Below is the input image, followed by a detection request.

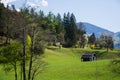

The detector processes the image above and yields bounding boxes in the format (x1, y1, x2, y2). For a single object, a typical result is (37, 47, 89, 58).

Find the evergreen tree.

(88, 33, 96, 45)
(56, 13, 65, 43)
(69, 13, 77, 46)
(64, 13, 77, 47)
(56, 13, 64, 34)
(63, 12, 70, 46)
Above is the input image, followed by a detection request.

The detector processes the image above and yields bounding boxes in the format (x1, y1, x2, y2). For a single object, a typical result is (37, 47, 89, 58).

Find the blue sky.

(1, 0, 120, 32)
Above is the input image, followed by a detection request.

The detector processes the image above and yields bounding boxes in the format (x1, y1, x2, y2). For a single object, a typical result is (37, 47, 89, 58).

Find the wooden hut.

(81, 53, 96, 61)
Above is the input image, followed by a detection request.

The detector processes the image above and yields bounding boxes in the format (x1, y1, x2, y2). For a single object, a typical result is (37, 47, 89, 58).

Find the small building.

(81, 53, 96, 61)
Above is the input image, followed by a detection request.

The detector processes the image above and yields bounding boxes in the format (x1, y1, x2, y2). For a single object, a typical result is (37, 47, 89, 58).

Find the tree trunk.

(22, 28, 26, 80)
(20, 62, 23, 80)
(31, 71, 35, 80)
(28, 53, 33, 80)
(5, 26, 9, 44)
(14, 62, 17, 80)
(28, 27, 35, 80)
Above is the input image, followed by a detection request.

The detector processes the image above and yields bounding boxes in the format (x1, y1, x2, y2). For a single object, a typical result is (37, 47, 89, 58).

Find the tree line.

(0, 3, 87, 48)
(0, 3, 114, 49)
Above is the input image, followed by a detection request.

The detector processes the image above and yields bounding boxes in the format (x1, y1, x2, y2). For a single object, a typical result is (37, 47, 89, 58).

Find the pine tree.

(64, 12, 70, 46)
(88, 33, 96, 45)
(56, 13, 64, 43)
(63, 13, 77, 47)
(69, 13, 77, 46)
(56, 13, 64, 34)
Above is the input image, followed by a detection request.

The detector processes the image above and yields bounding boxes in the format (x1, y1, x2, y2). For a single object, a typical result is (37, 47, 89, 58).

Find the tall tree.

(27, 8, 35, 80)
(69, 13, 77, 46)
(0, 3, 5, 37)
(26, 8, 46, 80)
(47, 12, 57, 33)
(63, 12, 71, 47)
(64, 13, 77, 47)
(56, 13, 64, 34)
(3, 5, 12, 44)
(55, 13, 64, 44)
(20, 8, 30, 80)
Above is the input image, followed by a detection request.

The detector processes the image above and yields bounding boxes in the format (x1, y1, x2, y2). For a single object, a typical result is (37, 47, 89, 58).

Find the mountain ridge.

(77, 22, 115, 37)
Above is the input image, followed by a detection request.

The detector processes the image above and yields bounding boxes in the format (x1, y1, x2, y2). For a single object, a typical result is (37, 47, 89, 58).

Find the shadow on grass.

(46, 46, 60, 51)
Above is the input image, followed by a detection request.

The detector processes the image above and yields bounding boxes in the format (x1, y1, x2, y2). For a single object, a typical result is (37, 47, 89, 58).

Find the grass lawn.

(37, 47, 120, 80)
(0, 47, 120, 80)
(0, 66, 14, 80)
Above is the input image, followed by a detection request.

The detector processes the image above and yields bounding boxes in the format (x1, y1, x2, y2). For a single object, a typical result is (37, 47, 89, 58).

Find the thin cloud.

(26, 1, 36, 7)
(0, 0, 48, 8)
(0, 0, 17, 7)
(26, 0, 48, 8)
(41, 0, 48, 7)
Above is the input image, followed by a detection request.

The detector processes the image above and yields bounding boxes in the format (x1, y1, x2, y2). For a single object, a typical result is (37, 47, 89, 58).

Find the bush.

(34, 41, 46, 55)
(90, 44, 95, 49)
(75, 44, 79, 48)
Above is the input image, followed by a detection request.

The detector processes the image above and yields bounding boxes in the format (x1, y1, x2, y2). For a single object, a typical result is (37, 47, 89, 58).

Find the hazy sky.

(1, 0, 120, 32)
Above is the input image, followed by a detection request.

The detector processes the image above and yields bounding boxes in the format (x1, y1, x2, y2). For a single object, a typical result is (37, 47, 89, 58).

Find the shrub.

(90, 44, 95, 49)
(34, 41, 46, 55)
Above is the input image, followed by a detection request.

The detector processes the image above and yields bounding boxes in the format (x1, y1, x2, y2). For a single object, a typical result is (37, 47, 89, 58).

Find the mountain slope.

(114, 32, 120, 48)
(77, 22, 114, 37)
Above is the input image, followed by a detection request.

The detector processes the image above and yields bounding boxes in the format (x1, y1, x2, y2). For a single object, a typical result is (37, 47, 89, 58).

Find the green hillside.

(0, 47, 120, 80)
(37, 47, 120, 80)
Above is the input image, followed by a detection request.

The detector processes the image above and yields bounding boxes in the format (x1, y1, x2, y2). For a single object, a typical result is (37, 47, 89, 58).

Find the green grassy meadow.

(0, 47, 120, 80)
